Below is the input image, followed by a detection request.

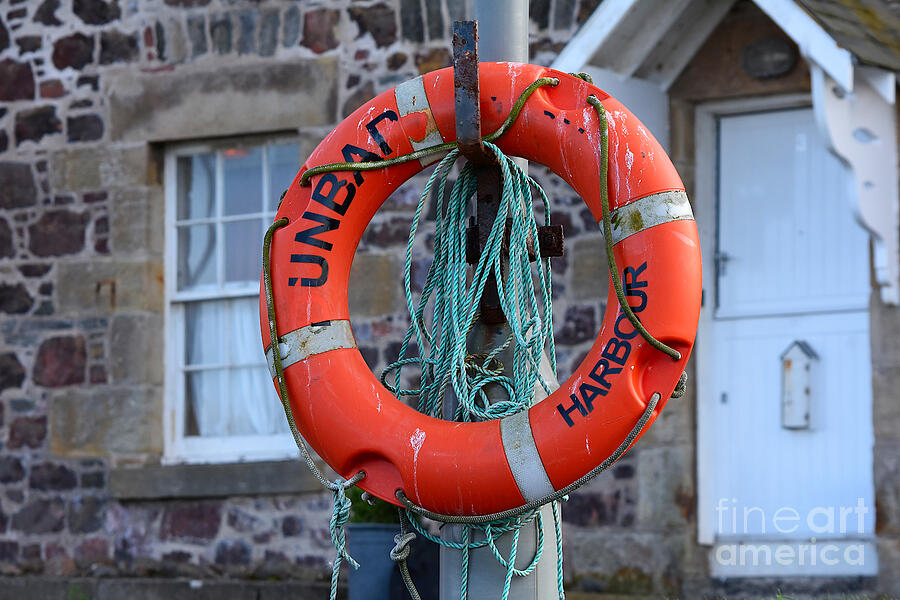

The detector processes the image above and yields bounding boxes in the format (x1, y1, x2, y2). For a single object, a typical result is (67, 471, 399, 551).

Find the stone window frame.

(163, 134, 302, 465)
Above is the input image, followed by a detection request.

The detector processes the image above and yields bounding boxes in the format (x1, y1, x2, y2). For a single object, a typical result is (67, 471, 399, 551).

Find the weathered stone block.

(0, 283, 34, 314)
(50, 387, 163, 457)
(0, 541, 17, 561)
(414, 47, 451, 74)
(0, 457, 24, 484)
(51, 148, 100, 191)
(34, 335, 86, 387)
(51, 144, 154, 192)
(15, 105, 62, 145)
(29, 462, 78, 490)
(106, 59, 338, 142)
(11, 497, 65, 534)
(56, 260, 163, 315)
(109, 187, 163, 256)
(0, 162, 37, 208)
(0, 219, 11, 258)
(281, 515, 302, 537)
(362, 215, 413, 248)
(209, 13, 232, 54)
(74, 537, 109, 563)
(282, 5, 299, 47)
(301, 8, 339, 54)
(215, 539, 251, 565)
(35, 0, 62, 26)
(877, 536, 900, 595)
(67, 114, 104, 142)
(160, 501, 222, 542)
(636, 444, 694, 529)
(236, 10, 256, 55)
(226, 507, 264, 534)
(556, 304, 596, 344)
(187, 15, 207, 58)
(52, 33, 94, 70)
(110, 313, 163, 385)
(348, 252, 401, 317)
(28, 209, 90, 256)
(874, 442, 900, 534)
(259, 10, 278, 57)
(342, 81, 375, 118)
(349, 3, 397, 47)
(68, 496, 106, 534)
(570, 236, 610, 301)
(8, 415, 47, 449)
(563, 530, 678, 594)
(0, 353, 25, 393)
(873, 366, 900, 442)
(398, 0, 424, 43)
(73, 0, 120, 25)
(0, 59, 34, 102)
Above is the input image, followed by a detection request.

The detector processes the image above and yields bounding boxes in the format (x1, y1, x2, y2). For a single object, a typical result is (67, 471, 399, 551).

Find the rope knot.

(390, 532, 417, 562)
(329, 477, 360, 570)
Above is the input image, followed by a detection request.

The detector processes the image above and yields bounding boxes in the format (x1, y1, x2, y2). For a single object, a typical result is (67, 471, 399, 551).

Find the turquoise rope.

(328, 479, 359, 600)
(381, 141, 564, 599)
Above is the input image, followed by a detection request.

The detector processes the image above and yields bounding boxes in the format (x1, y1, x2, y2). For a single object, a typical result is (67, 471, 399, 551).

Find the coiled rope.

(377, 139, 562, 600)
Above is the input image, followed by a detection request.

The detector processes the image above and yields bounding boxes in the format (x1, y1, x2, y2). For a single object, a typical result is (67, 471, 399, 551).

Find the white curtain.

(186, 297, 286, 437)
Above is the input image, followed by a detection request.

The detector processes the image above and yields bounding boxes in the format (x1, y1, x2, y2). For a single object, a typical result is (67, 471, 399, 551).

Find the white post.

(440, 2, 562, 599)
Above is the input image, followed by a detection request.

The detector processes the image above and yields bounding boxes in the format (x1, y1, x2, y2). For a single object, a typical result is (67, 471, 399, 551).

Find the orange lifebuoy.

(259, 62, 701, 517)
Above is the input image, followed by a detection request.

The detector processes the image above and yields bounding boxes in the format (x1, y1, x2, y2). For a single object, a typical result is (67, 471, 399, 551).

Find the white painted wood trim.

(609, 0, 695, 77)
(653, 0, 737, 90)
(811, 63, 900, 305)
(550, 0, 639, 73)
(694, 94, 812, 545)
(753, 0, 854, 92)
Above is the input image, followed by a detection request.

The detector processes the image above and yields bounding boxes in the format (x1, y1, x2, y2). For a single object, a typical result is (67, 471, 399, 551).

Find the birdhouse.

(780, 340, 817, 430)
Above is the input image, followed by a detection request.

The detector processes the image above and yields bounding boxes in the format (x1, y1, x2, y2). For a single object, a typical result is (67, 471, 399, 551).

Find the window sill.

(109, 460, 330, 500)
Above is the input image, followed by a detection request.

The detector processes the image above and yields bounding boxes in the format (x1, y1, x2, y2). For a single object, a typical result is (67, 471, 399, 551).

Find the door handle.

(714, 251, 732, 276)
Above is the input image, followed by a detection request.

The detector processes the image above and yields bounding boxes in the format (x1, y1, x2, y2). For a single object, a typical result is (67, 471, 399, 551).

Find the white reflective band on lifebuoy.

(609, 190, 694, 245)
(500, 409, 556, 503)
(394, 76, 446, 166)
(266, 320, 357, 378)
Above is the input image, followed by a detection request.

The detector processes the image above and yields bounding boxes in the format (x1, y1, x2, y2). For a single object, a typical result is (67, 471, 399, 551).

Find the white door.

(700, 107, 876, 577)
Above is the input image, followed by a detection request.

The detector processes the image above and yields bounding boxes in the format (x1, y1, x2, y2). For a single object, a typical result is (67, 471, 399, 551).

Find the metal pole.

(440, 4, 562, 599)
(474, 0, 529, 65)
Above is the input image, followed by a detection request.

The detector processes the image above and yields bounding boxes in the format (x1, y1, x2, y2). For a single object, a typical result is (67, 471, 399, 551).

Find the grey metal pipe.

(474, 0, 529, 64)
(440, 2, 562, 599)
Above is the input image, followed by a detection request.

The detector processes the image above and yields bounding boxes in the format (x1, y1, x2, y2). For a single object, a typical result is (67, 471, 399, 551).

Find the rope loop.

(390, 532, 417, 562)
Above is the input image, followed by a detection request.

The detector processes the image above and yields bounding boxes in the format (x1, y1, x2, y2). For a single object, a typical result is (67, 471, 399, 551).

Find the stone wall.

(0, 0, 642, 591)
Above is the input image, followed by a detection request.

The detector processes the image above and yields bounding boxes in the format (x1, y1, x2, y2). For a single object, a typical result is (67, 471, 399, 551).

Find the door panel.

(708, 107, 874, 565)
(717, 109, 870, 318)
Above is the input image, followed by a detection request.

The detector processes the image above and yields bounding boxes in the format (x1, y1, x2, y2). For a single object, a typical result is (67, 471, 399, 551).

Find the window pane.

(185, 301, 225, 366)
(185, 369, 224, 436)
(177, 224, 217, 290)
(176, 154, 215, 221)
(229, 297, 267, 365)
(268, 143, 300, 211)
(227, 366, 287, 435)
(224, 219, 262, 283)
(224, 147, 263, 216)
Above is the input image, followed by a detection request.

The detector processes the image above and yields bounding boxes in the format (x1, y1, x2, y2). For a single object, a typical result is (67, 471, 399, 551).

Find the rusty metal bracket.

(452, 20, 494, 167)
(452, 20, 564, 324)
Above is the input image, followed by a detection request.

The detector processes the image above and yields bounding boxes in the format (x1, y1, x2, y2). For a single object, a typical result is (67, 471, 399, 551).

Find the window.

(164, 138, 301, 463)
